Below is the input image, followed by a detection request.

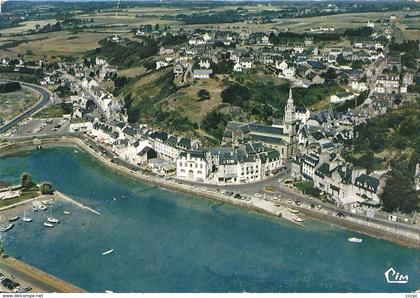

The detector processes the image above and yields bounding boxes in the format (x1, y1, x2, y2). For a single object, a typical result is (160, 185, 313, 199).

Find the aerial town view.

(0, 0, 419, 296)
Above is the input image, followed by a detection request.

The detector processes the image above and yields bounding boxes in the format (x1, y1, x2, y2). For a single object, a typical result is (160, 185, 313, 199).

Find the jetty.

(56, 191, 101, 216)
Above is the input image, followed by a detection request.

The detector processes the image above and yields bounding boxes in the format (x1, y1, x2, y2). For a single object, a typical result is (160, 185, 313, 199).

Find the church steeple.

(288, 88, 293, 104)
(284, 88, 295, 124)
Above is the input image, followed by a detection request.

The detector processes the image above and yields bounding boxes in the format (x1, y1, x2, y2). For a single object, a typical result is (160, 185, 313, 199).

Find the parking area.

(5, 117, 70, 138)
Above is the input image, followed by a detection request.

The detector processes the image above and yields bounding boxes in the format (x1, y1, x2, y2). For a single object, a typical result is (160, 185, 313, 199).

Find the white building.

(176, 151, 212, 181)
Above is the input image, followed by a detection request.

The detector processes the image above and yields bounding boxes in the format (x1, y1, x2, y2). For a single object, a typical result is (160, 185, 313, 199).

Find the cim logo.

(384, 267, 409, 284)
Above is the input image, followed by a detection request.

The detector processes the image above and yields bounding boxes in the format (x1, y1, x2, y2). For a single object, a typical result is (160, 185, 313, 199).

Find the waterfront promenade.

(0, 256, 85, 293)
(1, 135, 419, 249)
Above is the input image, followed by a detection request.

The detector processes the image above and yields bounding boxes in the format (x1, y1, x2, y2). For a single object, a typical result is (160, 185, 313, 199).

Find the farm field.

(0, 88, 39, 121)
(2, 31, 112, 59)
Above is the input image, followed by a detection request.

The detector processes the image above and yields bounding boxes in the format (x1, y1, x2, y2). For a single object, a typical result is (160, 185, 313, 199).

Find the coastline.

(0, 255, 85, 293)
(1, 135, 419, 249)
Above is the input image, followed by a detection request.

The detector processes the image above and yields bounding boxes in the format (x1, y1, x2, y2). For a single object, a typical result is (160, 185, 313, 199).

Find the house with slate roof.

(177, 150, 212, 181)
(176, 142, 282, 184)
(149, 131, 193, 162)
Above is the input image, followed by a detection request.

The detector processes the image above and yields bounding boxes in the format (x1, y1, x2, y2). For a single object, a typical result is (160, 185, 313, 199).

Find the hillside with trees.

(343, 105, 420, 214)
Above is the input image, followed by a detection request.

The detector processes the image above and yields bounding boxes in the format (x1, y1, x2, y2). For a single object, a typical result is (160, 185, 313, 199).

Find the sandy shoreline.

(1, 136, 419, 250)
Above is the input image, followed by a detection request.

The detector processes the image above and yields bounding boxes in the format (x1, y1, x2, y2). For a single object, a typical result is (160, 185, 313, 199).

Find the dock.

(252, 199, 304, 227)
(55, 191, 101, 216)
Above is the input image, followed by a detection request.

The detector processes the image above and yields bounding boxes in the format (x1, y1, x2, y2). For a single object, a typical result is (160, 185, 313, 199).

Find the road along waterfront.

(0, 140, 419, 292)
(1, 135, 419, 249)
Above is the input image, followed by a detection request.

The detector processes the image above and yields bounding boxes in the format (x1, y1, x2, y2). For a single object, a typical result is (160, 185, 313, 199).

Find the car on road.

(287, 199, 293, 204)
(336, 212, 346, 218)
(295, 200, 301, 206)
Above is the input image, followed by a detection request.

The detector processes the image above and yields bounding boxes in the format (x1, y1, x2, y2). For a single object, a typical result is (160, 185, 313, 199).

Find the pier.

(56, 191, 101, 216)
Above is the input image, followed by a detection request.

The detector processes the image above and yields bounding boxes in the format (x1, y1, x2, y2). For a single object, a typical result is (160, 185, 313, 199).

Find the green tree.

(197, 89, 210, 101)
(20, 172, 33, 190)
(40, 182, 54, 195)
(221, 83, 250, 107)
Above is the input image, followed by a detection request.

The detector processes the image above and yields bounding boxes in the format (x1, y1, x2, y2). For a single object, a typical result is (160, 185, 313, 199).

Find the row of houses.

(176, 143, 282, 184)
(291, 151, 383, 208)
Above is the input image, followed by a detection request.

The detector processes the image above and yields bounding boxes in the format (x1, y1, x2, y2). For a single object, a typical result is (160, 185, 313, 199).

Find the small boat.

(74, 149, 79, 154)
(102, 249, 114, 256)
(0, 223, 14, 232)
(8, 216, 19, 222)
(41, 200, 51, 205)
(274, 202, 281, 207)
(43, 222, 54, 228)
(39, 205, 47, 211)
(47, 205, 59, 224)
(63, 211, 70, 215)
(293, 217, 304, 223)
(348, 237, 363, 243)
(105, 290, 114, 293)
(47, 217, 59, 224)
(22, 210, 32, 222)
(32, 206, 38, 212)
(288, 208, 300, 214)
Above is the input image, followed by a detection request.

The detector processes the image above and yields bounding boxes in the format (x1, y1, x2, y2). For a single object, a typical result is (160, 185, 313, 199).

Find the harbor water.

(0, 148, 419, 292)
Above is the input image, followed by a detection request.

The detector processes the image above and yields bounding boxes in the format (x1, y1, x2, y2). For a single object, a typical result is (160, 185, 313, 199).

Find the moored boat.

(288, 208, 300, 214)
(63, 211, 70, 215)
(293, 217, 304, 223)
(8, 216, 19, 222)
(102, 249, 114, 256)
(22, 210, 32, 222)
(348, 237, 363, 243)
(41, 200, 51, 205)
(0, 223, 14, 232)
(39, 205, 47, 211)
(43, 222, 54, 228)
(47, 217, 59, 224)
(32, 206, 38, 212)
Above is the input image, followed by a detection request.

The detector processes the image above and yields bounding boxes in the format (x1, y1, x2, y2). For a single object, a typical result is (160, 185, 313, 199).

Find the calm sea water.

(0, 148, 418, 293)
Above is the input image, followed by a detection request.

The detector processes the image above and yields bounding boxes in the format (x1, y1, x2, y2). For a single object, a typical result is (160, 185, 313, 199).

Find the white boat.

(74, 149, 79, 154)
(8, 216, 19, 222)
(348, 237, 363, 243)
(44, 222, 54, 228)
(293, 217, 304, 223)
(41, 200, 52, 205)
(47, 205, 59, 224)
(102, 249, 114, 256)
(47, 217, 59, 224)
(105, 290, 114, 293)
(0, 223, 14, 232)
(63, 211, 70, 215)
(32, 206, 38, 212)
(22, 210, 32, 222)
(39, 205, 47, 211)
(288, 208, 300, 214)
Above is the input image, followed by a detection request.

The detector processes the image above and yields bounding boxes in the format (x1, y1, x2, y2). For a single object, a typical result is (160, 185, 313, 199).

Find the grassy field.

(166, 76, 226, 123)
(0, 88, 39, 121)
(184, 10, 410, 34)
(0, 7, 416, 60)
(0, 186, 40, 208)
(33, 103, 73, 118)
(11, 31, 111, 58)
(118, 66, 147, 78)
(0, 19, 58, 34)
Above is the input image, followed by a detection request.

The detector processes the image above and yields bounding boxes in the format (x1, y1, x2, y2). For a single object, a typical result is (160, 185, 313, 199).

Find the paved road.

(179, 166, 419, 238)
(0, 81, 52, 134)
(0, 259, 62, 293)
